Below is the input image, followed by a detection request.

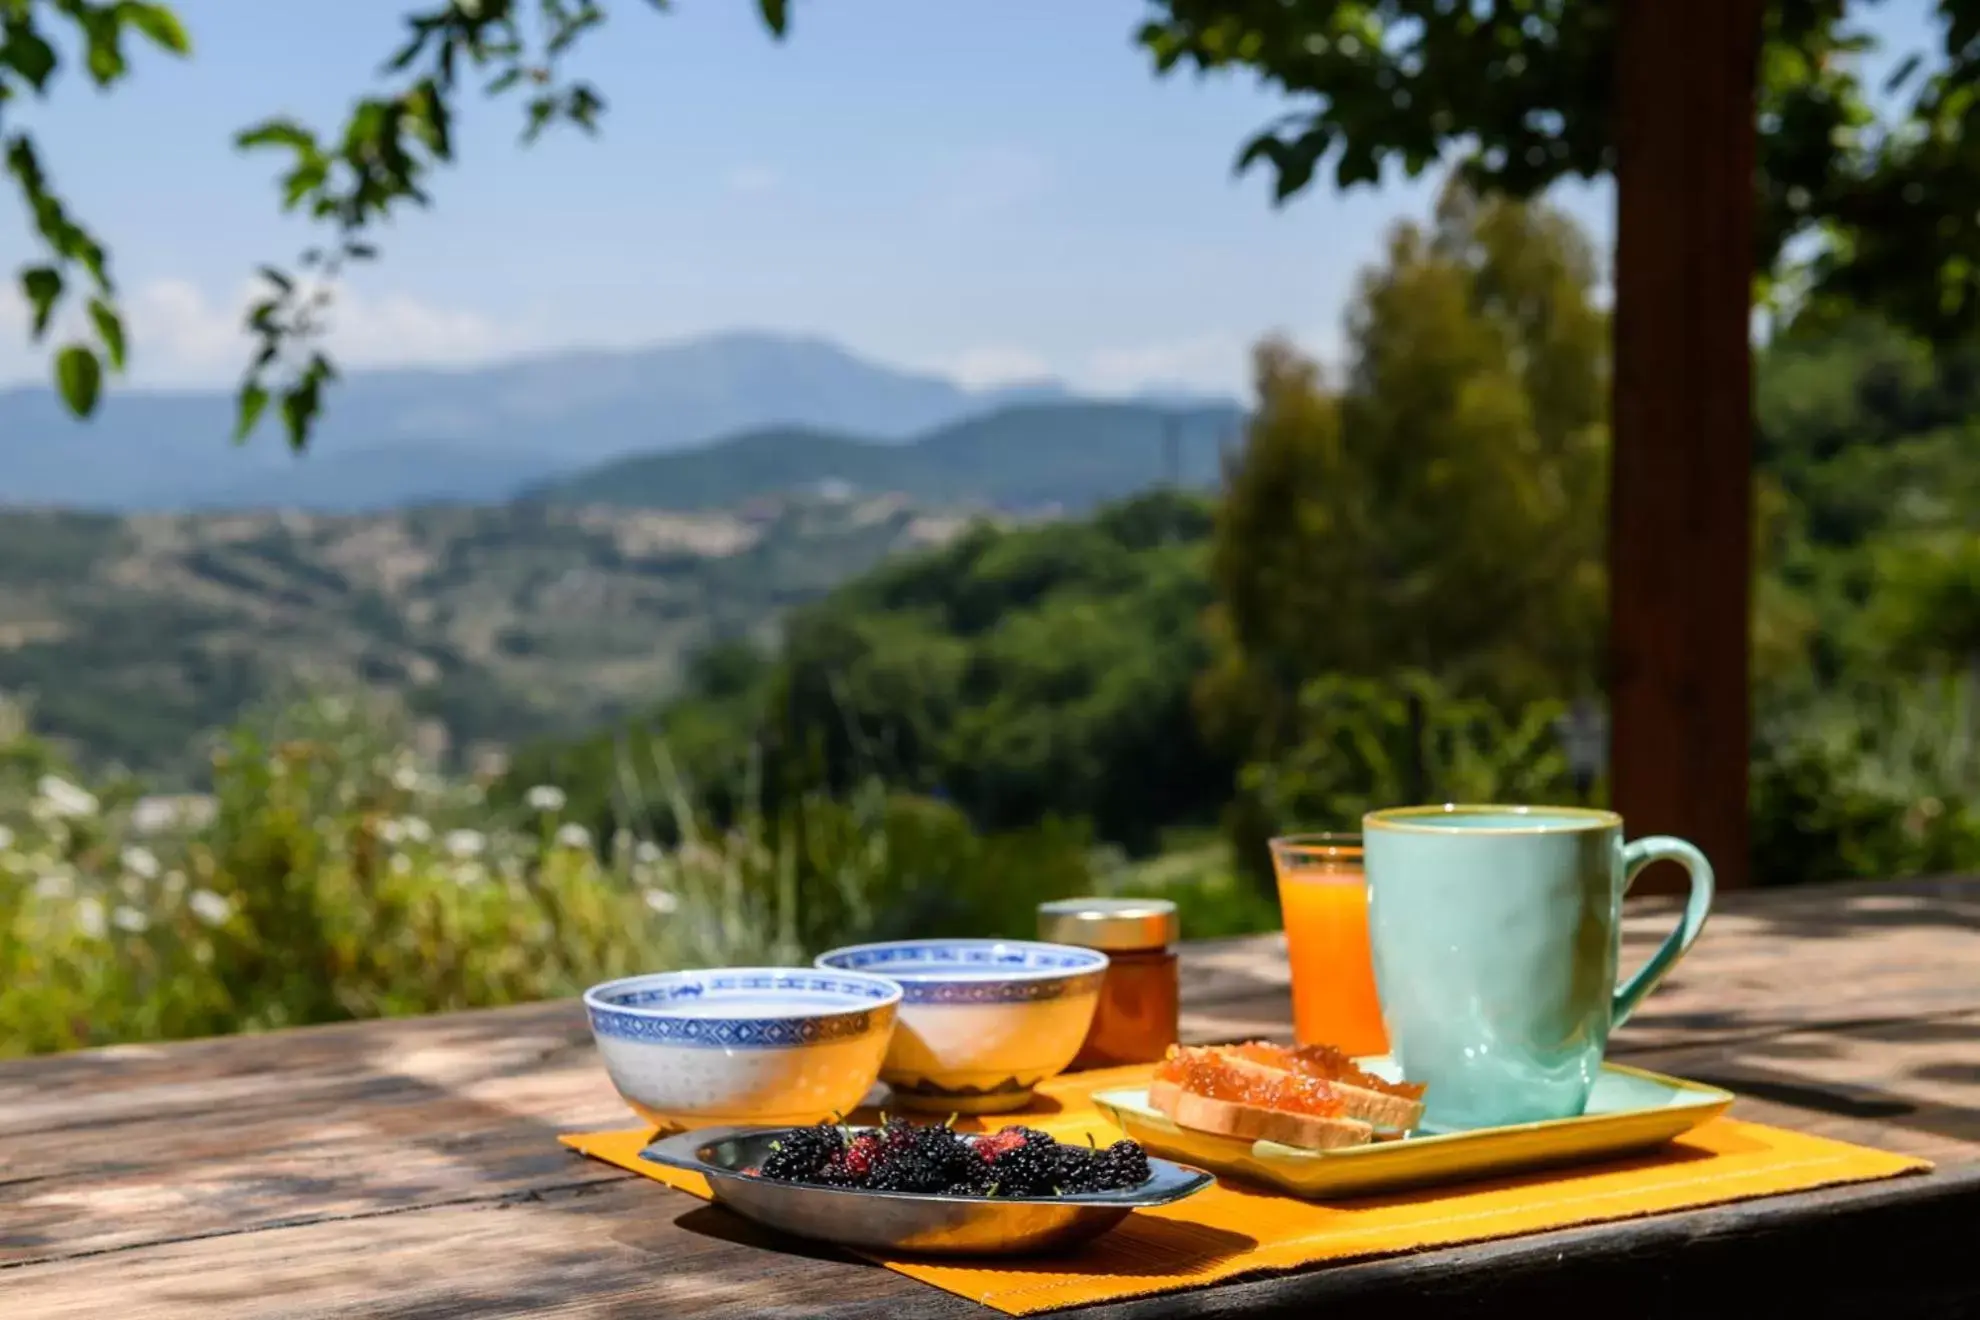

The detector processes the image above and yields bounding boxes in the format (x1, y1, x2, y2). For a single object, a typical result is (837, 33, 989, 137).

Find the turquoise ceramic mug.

(1361, 805, 1713, 1132)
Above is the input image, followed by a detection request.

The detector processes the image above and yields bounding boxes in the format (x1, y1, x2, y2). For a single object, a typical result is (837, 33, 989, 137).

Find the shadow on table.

(1653, 1010, 1980, 1153)
(658, 1202, 1259, 1279)
(1741, 877, 1980, 942)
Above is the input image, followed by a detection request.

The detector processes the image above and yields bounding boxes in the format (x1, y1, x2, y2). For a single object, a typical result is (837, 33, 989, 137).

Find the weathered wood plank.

(1, 1176, 963, 1320)
(2, 874, 1976, 1316)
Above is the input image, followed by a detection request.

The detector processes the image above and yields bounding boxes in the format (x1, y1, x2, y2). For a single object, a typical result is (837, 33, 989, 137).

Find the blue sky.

(0, 0, 1943, 397)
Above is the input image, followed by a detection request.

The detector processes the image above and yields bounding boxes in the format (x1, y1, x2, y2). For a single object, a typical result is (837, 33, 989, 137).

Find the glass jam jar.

(1037, 897, 1180, 1069)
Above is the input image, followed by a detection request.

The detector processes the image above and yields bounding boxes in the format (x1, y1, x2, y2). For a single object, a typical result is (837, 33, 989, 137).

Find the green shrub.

(1749, 676, 1980, 886)
(0, 694, 1094, 1057)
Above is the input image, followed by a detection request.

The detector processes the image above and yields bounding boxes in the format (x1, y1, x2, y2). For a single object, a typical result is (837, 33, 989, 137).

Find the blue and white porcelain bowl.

(813, 940, 1108, 1114)
(584, 968, 902, 1131)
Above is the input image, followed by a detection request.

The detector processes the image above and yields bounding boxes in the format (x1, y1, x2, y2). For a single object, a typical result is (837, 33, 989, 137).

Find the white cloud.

(916, 328, 1339, 401)
(1078, 333, 1252, 396)
(0, 277, 519, 387)
(724, 165, 779, 194)
(940, 345, 1055, 389)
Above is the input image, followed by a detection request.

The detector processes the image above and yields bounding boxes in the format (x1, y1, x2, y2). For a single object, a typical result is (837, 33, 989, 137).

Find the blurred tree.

(2, 0, 788, 446)
(773, 493, 1229, 853)
(501, 490, 1232, 857)
(1873, 535, 1980, 687)
(1137, 0, 1980, 341)
(1202, 184, 1608, 764)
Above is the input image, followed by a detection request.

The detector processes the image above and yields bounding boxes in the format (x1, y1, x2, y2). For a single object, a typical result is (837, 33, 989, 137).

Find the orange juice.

(1270, 836, 1389, 1057)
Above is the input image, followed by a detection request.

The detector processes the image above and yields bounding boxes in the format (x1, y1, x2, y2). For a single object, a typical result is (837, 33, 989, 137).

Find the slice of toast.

(1148, 1078, 1376, 1149)
(1148, 1043, 1427, 1151)
(1222, 1041, 1426, 1133)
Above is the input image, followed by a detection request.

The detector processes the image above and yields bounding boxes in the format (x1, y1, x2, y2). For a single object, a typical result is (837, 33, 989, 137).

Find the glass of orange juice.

(1269, 833, 1388, 1057)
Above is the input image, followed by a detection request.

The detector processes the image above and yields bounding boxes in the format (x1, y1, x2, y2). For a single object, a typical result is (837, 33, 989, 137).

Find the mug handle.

(1611, 836, 1715, 1028)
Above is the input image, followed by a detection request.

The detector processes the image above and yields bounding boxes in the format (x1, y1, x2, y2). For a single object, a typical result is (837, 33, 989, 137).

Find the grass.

(0, 692, 1106, 1056)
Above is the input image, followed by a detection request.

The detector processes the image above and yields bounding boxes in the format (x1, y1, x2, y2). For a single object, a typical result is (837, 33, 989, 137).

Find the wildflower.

(0, 824, 11, 851)
(451, 863, 488, 888)
(189, 889, 233, 927)
(130, 799, 176, 835)
(634, 840, 663, 865)
(444, 829, 485, 859)
(554, 822, 592, 851)
(112, 905, 150, 934)
(375, 818, 405, 845)
(34, 873, 73, 901)
(644, 888, 681, 915)
(389, 853, 412, 876)
(76, 897, 107, 939)
(401, 817, 433, 844)
(392, 763, 421, 791)
(121, 846, 161, 882)
(131, 795, 217, 834)
(526, 785, 567, 813)
(35, 775, 98, 820)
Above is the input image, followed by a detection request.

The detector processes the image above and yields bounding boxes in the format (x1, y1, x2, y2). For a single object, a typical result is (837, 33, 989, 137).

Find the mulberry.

(745, 1120, 1150, 1199)
(759, 1124, 845, 1183)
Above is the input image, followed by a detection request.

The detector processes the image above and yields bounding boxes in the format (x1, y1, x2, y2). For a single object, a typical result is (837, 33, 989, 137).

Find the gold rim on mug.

(1361, 804, 1623, 835)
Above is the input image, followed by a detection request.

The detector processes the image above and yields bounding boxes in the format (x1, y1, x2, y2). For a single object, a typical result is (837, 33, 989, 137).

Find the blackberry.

(815, 1130, 883, 1185)
(747, 1119, 1150, 1200)
(985, 1131, 1064, 1197)
(1094, 1139, 1151, 1190)
(1047, 1143, 1105, 1194)
(759, 1122, 846, 1183)
(866, 1120, 986, 1194)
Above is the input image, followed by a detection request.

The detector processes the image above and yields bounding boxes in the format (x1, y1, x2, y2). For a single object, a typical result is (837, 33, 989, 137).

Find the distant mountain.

(0, 332, 1128, 511)
(528, 401, 1248, 512)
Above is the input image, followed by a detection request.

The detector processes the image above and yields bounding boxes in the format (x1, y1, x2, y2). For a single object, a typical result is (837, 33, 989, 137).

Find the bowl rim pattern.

(584, 967, 902, 1049)
(813, 939, 1109, 1004)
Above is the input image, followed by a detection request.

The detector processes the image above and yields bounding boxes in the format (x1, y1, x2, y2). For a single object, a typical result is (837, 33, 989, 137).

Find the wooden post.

(1609, 0, 1762, 892)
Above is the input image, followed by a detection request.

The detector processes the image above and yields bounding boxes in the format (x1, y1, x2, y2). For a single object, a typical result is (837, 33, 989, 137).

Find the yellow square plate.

(1090, 1059, 1733, 1199)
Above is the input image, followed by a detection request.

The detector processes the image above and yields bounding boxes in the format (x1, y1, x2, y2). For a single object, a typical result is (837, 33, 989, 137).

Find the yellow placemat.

(561, 1065, 1930, 1316)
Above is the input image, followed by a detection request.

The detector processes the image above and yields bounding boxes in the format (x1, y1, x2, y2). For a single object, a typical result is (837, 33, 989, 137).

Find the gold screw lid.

(1036, 897, 1179, 951)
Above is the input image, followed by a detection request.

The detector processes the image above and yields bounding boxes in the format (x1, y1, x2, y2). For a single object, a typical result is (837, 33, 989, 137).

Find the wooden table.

(5, 876, 1979, 1318)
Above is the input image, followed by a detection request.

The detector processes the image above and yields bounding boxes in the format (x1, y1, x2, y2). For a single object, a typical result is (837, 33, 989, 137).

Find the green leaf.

(279, 380, 319, 451)
(758, 0, 788, 35)
(281, 160, 329, 208)
(235, 382, 269, 442)
(54, 345, 102, 416)
(116, 2, 191, 55)
(257, 265, 295, 294)
(3, 24, 59, 88)
(82, 16, 127, 84)
(235, 119, 317, 153)
(20, 265, 61, 335)
(88, 297, 126, 369)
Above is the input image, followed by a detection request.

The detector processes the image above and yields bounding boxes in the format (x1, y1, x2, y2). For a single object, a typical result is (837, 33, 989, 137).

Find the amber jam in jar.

(1037, 897, 1180, 1069)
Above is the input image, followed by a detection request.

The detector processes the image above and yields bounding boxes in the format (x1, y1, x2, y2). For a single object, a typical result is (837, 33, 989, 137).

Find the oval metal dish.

(641, 1126, 1213, 1256)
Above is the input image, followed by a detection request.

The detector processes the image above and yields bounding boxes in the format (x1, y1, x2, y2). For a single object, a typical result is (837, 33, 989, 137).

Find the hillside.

(502, 489, 1232, 856)
(0, 497, 975, 780)
(530, 401, 1246, 511)
(0, 332, 1078, 511)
